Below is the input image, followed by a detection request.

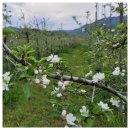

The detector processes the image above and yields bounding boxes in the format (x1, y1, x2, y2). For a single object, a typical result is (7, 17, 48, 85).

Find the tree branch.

(112, 40, 127, 49)
(3, 43, 29, 66)
(3, 43, 127, 103)
(48, 73, 127, 103)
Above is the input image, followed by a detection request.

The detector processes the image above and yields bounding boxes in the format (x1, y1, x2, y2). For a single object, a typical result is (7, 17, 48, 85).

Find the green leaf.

(38, 57, 47, 64)
(50, 99, 59, 104)
(85, 118, 95, 127)
(93, 105, 101, 115)
(23, 83, 32, 99)
(104, 110, 113, 122)
(81, 111, 89, 117)
(27, 56, 36, 62)
(19, 73, 30, 79)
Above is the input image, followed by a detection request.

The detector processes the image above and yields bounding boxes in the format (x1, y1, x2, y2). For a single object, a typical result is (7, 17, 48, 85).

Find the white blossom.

(51, 55, 60, 63)
(92, 72, 105, 83)
(66, 113, 77, 126)
(64, 81, 70, 86)
(113, 43, 120, 48)
(25, 67, 28, 70)
(62, 110, 67, 117)
(80, 106, 86, 113)
(112, 67, 120, 76)
(80, 89, 86, 93)
(58, 81, 64, 87)
(52, 104, 55, 107)
(98, 101, 110, 110)
(122, 69, 126, 73)
(121, 73, 125, 77)
(35, 78, 40, 84)
(110, 98, 120, 107)
(3, 72, 10, 82)
(56, 93, 62, 97)
(47, 54, 60, 63)
(111, 29, 115, 32)
(58, 80, 70, 90)
(41, 75, 50, 85)
(47, 54, 53, 61)
(34, 69, 38, 74)
(3, 72, 10, 91)
(85, 71, 92, 78)
(61, 85, 66, 90)
(42, 85, 47, 88)
(80, 106, 89, 117)
(39, 69, 43, 74)
(3, 82, 9, 91)
(55, 87, 60, 91)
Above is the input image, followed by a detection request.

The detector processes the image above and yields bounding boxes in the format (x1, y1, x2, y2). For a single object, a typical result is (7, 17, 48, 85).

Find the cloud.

(5, 3, 119, 30)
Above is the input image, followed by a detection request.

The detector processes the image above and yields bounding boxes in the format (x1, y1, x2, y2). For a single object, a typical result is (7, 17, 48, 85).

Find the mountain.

(63, 15, 127, 36)
(6, 16, 127, 36)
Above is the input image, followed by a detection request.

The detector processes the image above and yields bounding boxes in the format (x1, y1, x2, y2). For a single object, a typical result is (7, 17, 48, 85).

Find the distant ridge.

(63, 15, 127, 35)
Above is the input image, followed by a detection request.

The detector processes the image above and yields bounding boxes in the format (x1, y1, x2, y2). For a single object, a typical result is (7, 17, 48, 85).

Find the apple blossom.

(80, 106, 89, 117)
(80, 89, 86, 93)
(3, 72, 10, 91)
(85, 71, 92, 77)
(62, 110, 67, 117)
(110, 98, 120, 107)
(98, 101, 110, 110)
(66, 113, 77, 126)
(122, 69, 126, 73)
(92, 72, 105, 83)
(35, 78, 40, 84)
(47, 54, 60, 63)
(3, 82, 9, 91)
(41, 75, 50, 85)
(121, 73, 125, 77)
(56, 93, 62, 97)
(34, 69, 38, 74)
(112, 67, 120, 76)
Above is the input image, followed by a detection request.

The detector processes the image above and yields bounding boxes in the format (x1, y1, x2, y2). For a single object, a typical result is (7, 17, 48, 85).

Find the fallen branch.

(3, 43, 127, 103)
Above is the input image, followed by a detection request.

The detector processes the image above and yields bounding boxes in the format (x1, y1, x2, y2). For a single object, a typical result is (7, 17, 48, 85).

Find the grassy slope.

(3, 43, 126, 127)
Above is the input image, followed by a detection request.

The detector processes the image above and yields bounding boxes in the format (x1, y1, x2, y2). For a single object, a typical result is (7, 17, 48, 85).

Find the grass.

(3, 43, 127, 127)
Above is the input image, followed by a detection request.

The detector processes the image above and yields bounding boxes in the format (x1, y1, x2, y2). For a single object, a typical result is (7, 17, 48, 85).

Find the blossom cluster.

(112, 67, 125, 76)
(35, 75, 50, 88)
(34, 66, 44, 74)
(47, 54, 60, 63)
(61, 110, 77, 126)
(92, 72, 105, 83)
(3, 72, 10, 91)
(51, 80, 70, 97)
(98, 97, 120, 110)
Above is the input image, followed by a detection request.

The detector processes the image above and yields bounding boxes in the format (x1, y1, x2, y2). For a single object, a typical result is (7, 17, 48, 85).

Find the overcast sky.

(4, 3, 121, 30)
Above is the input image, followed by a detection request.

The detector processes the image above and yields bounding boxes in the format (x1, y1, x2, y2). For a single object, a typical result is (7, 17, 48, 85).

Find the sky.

(3, 3, 121, 30)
